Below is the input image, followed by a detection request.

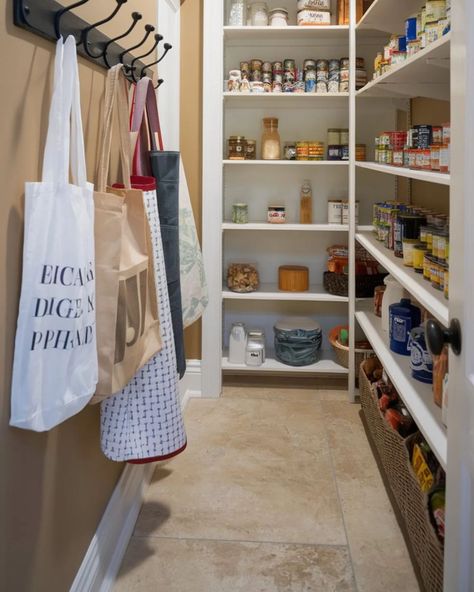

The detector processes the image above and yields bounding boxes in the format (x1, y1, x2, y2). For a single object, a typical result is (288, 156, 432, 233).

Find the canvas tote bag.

(131, 78, 186, 379)
(100, 78, 187, 463)
(10, 36, 97, 431)
(92, 65, 162, 401)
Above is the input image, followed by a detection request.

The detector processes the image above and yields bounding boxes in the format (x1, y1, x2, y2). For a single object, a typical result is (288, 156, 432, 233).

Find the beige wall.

(180, 0, 203, 360)
(0, 2, 157, 590)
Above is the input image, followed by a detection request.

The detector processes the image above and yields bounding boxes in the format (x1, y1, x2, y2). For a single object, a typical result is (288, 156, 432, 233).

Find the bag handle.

(130, 77, 164, 176)
(42, 36, 88, 187)
(96, 65, 132, 192)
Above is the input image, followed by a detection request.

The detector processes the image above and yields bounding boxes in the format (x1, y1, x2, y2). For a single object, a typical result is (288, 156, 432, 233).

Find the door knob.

(426, 318, 462, 356)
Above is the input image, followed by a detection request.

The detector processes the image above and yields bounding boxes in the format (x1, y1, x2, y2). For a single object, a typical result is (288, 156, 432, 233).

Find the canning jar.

(249, 2, 268, 26)
(269, 8, 288, 26)
(228, 0, 247, 25)
(261, 117, 281, 160)
(228, 136, 246, 160)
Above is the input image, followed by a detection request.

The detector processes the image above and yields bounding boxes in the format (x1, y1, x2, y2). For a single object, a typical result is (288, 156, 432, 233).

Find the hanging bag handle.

(130, 77, 164, 176)
(42, 36, 88, 188)
(96, 65, 132, 192)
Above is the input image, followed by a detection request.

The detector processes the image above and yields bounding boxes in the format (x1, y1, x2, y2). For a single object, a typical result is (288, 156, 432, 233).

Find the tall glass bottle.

(300, 180, 313, 224)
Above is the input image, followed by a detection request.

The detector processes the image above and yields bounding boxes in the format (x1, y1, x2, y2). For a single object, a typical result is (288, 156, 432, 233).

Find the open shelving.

(356, 308, 447, 469)
(222, 223, 348, 232)
(356, 161, 451, 186)
(223, 160, 349, 167)
(356, 0, 426, 34)
(222, 284, 348, 303)
(223, 25, 349, 42)
(222, 351, 348, 375)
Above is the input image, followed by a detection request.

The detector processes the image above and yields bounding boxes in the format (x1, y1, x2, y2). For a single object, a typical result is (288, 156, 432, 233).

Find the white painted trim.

(70, 361, 201, 592)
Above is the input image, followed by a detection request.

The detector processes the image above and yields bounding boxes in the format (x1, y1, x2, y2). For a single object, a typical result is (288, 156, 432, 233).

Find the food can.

(440, 144, 450, 173)
(327, 129, 341, 145)
(268, 206, 286, 224)
(425, 0, 447, 23)
(328, 200, 343, 224)
(304, 59, 317, 71)
(406, 17, 418, 41)
(403, 239, 418, 267)
(413, 243, 429, 273)
(342, 201, 359, 225)
(296, 141, 309, 160)
(328, 145, 342, 160)
(341, 145, 349, 160)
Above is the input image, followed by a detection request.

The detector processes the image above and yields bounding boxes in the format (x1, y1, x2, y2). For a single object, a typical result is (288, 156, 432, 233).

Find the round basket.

(328, 325, 374, 370)
(324, 271, 388, 298)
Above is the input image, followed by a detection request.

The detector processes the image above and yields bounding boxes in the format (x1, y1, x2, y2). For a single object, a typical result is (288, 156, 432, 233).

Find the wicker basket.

(359, 360, 444, 592)
(323, 271, 387, 298)
(328, 325, 374, 370)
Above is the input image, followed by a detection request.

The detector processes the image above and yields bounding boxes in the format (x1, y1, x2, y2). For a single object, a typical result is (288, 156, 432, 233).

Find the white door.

(440, 0, 474, 589)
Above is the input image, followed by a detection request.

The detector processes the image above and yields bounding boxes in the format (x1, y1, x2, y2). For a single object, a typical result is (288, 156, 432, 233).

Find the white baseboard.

(70, 360, 202, 592)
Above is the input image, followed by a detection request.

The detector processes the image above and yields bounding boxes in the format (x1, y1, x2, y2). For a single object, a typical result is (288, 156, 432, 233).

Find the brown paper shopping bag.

(92, 65, 162, 401)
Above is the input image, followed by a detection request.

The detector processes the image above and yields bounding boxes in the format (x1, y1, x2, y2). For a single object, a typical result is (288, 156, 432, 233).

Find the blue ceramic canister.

(389, 298, 421, 356)
(409, 326, 434, 383)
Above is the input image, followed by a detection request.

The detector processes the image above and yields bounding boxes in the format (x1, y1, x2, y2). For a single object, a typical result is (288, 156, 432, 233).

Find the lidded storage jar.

(227, 263, 259, 293)
(249, 2, 269, 25)
(228, 0, 247, 25)
(274, 317, 322, 367)
(269, 8, 289, 26)
(261, 117, 281, 160)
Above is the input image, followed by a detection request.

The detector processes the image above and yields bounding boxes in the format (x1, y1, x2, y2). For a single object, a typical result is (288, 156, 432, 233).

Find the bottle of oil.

(300, 180, 313, 224)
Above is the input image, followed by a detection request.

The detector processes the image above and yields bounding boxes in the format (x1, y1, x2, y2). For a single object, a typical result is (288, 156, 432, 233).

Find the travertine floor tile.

(114, 538, 356, 592)
(321, 400, 420, 592)
(134, 398, 347, 546)
(222, 386, 319, 403)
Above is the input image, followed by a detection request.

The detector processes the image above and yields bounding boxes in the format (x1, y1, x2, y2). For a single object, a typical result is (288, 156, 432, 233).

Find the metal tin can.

(328, 145, 342, 160)
(413, 243, 429, 273)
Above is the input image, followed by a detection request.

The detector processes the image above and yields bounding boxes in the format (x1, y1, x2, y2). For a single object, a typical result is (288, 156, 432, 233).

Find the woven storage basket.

(359, 360, 444, 592)
(328, 325, 374, 370)
(323, 271, 387, 298)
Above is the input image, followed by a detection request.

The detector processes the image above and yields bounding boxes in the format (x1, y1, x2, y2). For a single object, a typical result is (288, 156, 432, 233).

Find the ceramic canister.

(389, 298, 421, 356)
(409, 326, 434, 384)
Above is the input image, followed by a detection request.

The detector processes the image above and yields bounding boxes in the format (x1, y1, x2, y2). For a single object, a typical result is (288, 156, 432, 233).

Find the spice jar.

(261, 117, 281, 160)
(249, 2, 268, 26)
(269, 8, 288, 26)
(296, 141, 309, 160)
(245, 139, 256, 160)
(228, 136, 246, 160)
(232, 203, 249, 224)
(284, 141, 297, 160)
(228, 0, 247, 25)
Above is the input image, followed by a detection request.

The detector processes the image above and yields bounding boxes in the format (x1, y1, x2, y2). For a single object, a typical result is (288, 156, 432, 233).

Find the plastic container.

(409, 326, 434, 384)
(381, 275, 406, 332)
(389, 298, 421, 356)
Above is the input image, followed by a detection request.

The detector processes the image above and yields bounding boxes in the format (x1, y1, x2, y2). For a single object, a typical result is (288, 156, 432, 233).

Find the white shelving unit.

(222, 223, 348, 232)
(222, 351, 348, 375)
(222, 284, 348, 303)
(223, 160, 349, 167)
(356, 161, 451, 186)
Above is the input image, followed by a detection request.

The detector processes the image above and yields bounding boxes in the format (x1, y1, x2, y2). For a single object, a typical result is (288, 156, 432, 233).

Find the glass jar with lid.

(228, 0, 247, 25)
(228, 136, 246, 160)
(249, 2, 269, 26)
(261, 117, 281, 160)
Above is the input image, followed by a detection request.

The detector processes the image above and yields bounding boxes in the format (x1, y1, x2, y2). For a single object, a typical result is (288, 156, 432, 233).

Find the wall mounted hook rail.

(130, 34, 163, 82)
(140, 43, 173, 79)
(119, 24, 155, 64)
(81, 0, 128, 57)
(13, 0, 154, 77)
(103, 11, 142, 68)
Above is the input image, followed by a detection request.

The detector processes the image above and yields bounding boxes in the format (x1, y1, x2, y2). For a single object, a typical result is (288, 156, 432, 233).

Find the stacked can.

(328, 59, 340, 93)
(316, 59, 329, 93)
(283, 59, 296, 93)
(250, 59, 263, 82)
(339, 58, 349, 92)
(294, 69, 306, 94)
(304, 59, 316, 93)
(262, 61, 273, 93)
(272, 61, 283, 93)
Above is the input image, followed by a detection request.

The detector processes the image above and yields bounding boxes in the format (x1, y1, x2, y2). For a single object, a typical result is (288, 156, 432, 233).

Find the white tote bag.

(179, 159, 208, 328)
(10, 36, 97, 432)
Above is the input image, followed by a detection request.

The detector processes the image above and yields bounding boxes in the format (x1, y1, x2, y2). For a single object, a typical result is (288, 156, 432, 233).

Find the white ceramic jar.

(269, 8, 289, 26)
(249, 2, 269, 26)
(381, 275, 406, 332)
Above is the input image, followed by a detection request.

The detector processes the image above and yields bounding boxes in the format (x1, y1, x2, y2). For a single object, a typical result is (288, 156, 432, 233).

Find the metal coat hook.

(140, 43, 172, 78)
(155, 78, 164, 90)
(130, 34, 163, 82)
(119, 24, 155, 64)
(103, 11, 142, 68)
(54, 0, 90, 39)
(81, 0, 128, 57)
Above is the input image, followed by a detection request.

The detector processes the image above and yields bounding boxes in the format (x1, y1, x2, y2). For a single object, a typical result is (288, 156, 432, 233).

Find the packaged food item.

(297, 9, 331, 25)
(227, 263, 259, 293)
(268, 205, 286, 224)
(232, 203, 248, 224)
(430, 488, 446, 543)
(412, 442, 435, 492)
(228, 136, 246, 159)
(261, 117, 281, 159)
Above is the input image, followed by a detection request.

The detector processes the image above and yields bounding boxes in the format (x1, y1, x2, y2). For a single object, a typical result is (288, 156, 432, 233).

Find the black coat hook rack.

(13, 0, 167, 79)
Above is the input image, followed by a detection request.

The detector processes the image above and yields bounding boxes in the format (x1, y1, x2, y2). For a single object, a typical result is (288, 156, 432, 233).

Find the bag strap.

(96, 65, 132, 192)
(42, 36, 87, 187)
(130, 77, 164, 176)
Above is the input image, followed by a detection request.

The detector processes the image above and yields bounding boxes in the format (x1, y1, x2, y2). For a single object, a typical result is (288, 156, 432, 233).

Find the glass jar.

(261, 117, 281, 160)
(228, 136, 246, 160)
(245, 139, 257, 160)
(249, 2, 268, 26)
(232, 203, 249, 224)
(269, 8, 288, 26)
(228, 0, 247, 25)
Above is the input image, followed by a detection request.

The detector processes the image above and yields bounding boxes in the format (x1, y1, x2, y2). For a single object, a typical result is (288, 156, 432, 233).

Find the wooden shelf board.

(356, 161, 450, 186)
(356, 231, 449, 326)
(223, 283, 348, 303)
(356, 308, 447, 469)
(222, 223, 349, 232)
(222, 350, 349, 375)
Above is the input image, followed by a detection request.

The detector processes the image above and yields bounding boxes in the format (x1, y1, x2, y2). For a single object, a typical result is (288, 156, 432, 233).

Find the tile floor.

(114, 387, 420, 592)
